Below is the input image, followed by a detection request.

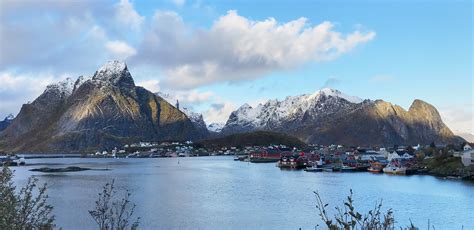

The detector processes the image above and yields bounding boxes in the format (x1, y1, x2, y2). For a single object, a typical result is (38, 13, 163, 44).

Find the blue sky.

(0, 0, 472, 136)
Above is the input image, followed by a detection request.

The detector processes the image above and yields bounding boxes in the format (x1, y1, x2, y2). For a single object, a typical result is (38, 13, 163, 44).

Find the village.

(76, 140, 474, 179)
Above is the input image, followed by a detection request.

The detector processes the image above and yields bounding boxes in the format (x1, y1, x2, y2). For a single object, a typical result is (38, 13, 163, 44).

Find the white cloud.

(105, 40, 137, 59)
(137, 79, 161, 92)
(202, 101, 237, 124)
(175, 91, 214, 104)
(439, 104, 473, 136)
(135, 10, 376, 89)
(114, 0, 144, 31)
(0, 71, 58, 118)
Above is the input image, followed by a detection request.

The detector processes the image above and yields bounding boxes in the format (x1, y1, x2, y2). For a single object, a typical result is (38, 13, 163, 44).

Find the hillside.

(197, 131, 306, 149)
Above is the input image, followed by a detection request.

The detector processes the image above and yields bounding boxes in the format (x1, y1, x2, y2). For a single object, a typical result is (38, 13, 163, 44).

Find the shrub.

(0, 166, 55, 229)
(314, 189, 418, 230)
(89, 180, 140, 230)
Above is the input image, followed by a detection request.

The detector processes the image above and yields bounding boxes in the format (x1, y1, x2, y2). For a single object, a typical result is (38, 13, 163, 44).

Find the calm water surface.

(11, 156, 474, 229)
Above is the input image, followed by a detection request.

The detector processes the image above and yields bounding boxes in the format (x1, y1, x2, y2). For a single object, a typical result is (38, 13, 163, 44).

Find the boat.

(341, 164, 357, 172)
(234, 155, 248, 161)
(304, 165, 323, 172)
(0, 155, 26, 166)
(383, 164, 407, 175)
(367, 161, 386, 173)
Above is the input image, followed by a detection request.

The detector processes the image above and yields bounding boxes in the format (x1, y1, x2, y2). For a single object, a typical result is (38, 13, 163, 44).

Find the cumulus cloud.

(202, 101, 237, 124)
(0, 71, 57, 118)
(137, 79, 161, 92)
(439, 104, 473, 136)
(0, 2, 376, 120)
(0, 0, 139, 74)
(134, 10, 375, 89)
(114, 0, 144, 31)
(105, 40, 137, 59)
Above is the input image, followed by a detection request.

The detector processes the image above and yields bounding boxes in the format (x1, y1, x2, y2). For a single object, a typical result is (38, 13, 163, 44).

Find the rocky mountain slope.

(0, 61, 207, 153)
(221, 88, 464, 146)
(155, 92, 208, 131)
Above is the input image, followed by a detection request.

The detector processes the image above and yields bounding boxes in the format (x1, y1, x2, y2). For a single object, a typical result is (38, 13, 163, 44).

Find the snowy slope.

(222, 88, 363, 133)
(207, 122, 224, 132)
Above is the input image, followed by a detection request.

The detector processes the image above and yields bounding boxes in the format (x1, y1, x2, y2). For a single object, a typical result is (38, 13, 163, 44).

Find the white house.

(388, 152, 401, 161)
(463, 143, 472, 151)
(461, 149, 474, 167)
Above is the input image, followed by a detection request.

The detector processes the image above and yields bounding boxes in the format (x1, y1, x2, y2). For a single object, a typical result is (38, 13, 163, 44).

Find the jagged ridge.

(0, 61, 207, 153)
(221, 89, 463, 146)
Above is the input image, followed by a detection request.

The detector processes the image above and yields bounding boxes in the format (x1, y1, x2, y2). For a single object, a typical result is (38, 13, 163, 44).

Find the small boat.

(368, 167, 382, 173)
(304, 166, 323, 172)
(0, 155, 26, 166)
(368, 161, 385, 173)
(341, 164, 356, 172)
(383, 165, 407, 175)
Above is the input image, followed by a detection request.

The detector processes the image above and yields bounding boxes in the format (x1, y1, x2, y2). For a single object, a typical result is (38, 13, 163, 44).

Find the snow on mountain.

(318, 88, 363, 103)
(92, 60, 135, 88)
(45, 77, 75, 97)
(0, 114, 14, 131)
(5, 114, 14, 120)
(207, 122, 224, 132)
(222, 88, 362, 132)
(73, 75, 92, 91)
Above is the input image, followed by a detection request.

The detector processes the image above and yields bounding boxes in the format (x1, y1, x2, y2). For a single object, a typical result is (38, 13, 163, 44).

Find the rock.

(30, 166, 91, 173)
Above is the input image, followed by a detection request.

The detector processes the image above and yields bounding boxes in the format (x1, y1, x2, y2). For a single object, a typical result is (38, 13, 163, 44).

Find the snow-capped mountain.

(0, 60, 206, 153)
(222, 88, 362, 133)
(155, 92, 207, 130)
(0, 114, 14, 132)
(207, 122, 224, 132)
(221, 88, 463, 146)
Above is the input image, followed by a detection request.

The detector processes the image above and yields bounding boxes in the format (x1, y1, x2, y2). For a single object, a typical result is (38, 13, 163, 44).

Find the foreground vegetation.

(0, 166, 139, 229)
(314, 190, 419, 230)
(0, 166, 55, 229)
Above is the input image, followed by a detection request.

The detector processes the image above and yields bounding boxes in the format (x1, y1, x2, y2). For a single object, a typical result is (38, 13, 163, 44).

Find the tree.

(89, 180, 139, 230)
(0, 166, 55, 229)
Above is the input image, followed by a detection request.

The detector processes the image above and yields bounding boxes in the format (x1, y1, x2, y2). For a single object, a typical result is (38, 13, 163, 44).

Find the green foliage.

(314, 189, 418, 230)
(0, 166, 55, 229)
(89, 180, 140, 230)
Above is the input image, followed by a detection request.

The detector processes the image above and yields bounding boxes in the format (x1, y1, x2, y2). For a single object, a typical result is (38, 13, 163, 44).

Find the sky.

(0, 0, 472, 137)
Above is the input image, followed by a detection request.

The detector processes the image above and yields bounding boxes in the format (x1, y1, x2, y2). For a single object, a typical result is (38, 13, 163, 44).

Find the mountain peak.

(314, 88, 363, 103)
(92, 60, 135, 88)
(98, 60, 127, 74)
(408, 99, 440, 120)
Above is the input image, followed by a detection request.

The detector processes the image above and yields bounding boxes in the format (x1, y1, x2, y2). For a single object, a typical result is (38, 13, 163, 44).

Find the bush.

(314, 189, 418, 230)
(0, 166, 55, 229)
(89, 180, 140, 230)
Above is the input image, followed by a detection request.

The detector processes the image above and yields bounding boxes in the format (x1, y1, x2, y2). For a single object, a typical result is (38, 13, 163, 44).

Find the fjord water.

(12, 157, 474, 229)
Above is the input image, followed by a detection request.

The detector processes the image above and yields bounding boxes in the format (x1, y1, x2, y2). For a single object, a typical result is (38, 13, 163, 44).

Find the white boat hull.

(383, 167, 406, 175)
